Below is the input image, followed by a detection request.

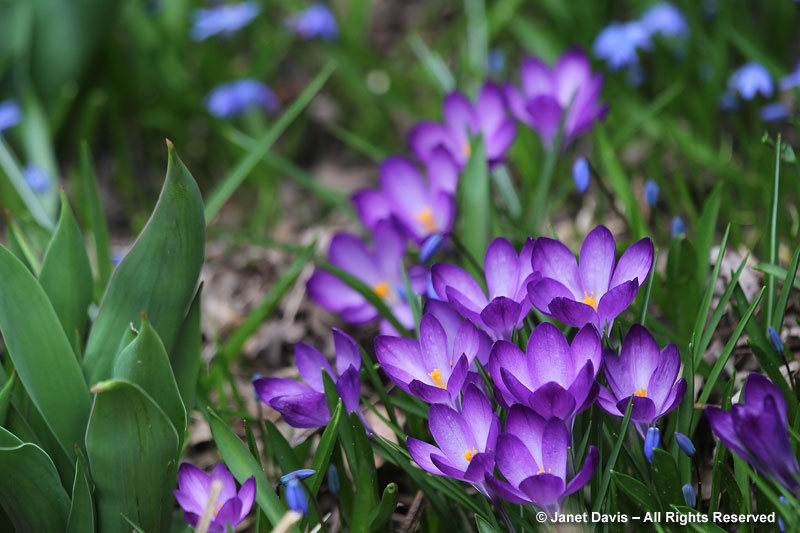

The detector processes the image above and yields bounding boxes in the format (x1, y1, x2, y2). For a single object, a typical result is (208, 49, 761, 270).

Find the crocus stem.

(693, 457, 703, 510)
(529, 142, 560, 233)
(491, 496, 516, 533)
(447, 232, 484, 278)
(301, 479, 329, 533)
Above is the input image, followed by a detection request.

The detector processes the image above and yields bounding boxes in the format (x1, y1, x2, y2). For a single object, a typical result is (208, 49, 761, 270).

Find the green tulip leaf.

(67, 454, 95, 533)
(170, 284, 203, 412)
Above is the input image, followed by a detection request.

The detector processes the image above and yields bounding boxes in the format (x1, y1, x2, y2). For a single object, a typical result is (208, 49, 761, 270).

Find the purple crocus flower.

(285, 4, 339, 41)
(527, 225, 654, 332)
(206, 79, 280, 118)
(640, 3, 689, 38)
(190, 2, 260, 41)
(352, 154, 457, 244)
(0, 99, 21, 132)
(727, 63, 774, 100)
(306, 221, 427, 334)
(432, 237, 535, 340)
(173, 463, 255, 532)
(706, 373, 800, 492)
(407, 384, 500, 497)
(375, 311, 490, 408)
(486, 405, 599, 516)
(593, 22, 652, 71)
(253, 328, 367, 429)
(505, 48, 608, 146)
(596, 324, 686, 436)
(409, 82, 516, 169)
(489, 323, 601, 423)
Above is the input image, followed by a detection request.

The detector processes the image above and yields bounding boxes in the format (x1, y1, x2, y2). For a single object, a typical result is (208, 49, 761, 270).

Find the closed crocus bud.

(671, 216, 686, 238)
(644, 180, 659, 207)
(327, 464, 340, 495)
(674, 432, 696, 458)
(769, 326, 785, 354)
(573, 157, 590, 193)
(682, 483, 697, 508)
(644, 426, 661, 463)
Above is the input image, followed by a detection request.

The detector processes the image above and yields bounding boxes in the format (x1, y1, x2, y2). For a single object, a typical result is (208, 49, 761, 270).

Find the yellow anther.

(582, 291, 598, 311)
(462, 142, 472, 157)
(372, 281, 391, 300)
(416, 207, 438, 232)
(429, 369, 447, 389)
(634, 388, 647, 398)
(449, 360, 453, 367)
(213, 500, 222, 517)
(536, 466, 552, 475)
(463, 447, 478, 462)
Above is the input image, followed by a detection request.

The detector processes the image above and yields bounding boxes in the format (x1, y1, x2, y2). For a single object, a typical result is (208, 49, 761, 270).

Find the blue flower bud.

(779, 495, 787, 532)
(769, 326, 785, 354)
(280, 469, 316, 485)
(644, 426, 661, 463)
(573, 157, 590, 193)
(682, 483, 697, 507)
(644, 180, 660, 207)
(674, 432, 696, 458)
(285, 478, 309, 515)
(420, 232, 444, 262)
(671, 216, 686, 238)
(24, 165, 50, 193)
(327, 464, 340, 495)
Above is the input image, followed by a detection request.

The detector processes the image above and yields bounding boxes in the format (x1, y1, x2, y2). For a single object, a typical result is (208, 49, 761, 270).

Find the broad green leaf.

(308, 402, 342, 495)
(0, 427, 70, 532)
(86, 379, 179, 533)
(476, 514, 500, 533)
(78, 142, 112, 294)
(368, 483, 398, 532)
(348, 412, 378, 531)
(39, 191, 93, 343)
(650, 449, 684, 509)
(4, 211, 41, 274)
(0, 371, 15, 426)
(170, 284, 203, 411)
(67, 454, 95, 533)
(265, 419, 302, 474)
(612, 472, 660, 512)
(459, 136, 489, 276)
(112, 314, 187, 442)
(0, 244, 91, 459)
(204, 407, 289, 528)
(0, 137, 54, 231)
(593, 398, 634, 513)
(83, 142, 205, 384)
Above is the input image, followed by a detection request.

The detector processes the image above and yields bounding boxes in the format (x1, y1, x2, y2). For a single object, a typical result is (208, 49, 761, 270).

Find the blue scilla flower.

(644, 426, 660, 463)
(768, 326, 785, 354)
(206, 79, 280, 118)
(644, 180, 659, 207)
(24, 165, 50, 193)
(285, 4, 338, 41)
(779, 61, 800, 91)
(682, 483, 697, 507)
(487, 49, 506, 78)
(727, 63, 773, 100)
(0, 99, 21, 133)
(281, 469, 315, 516)
(593, 21, 652, 71)
(420, 232, 444, 262)
(671, 216, 686, 238)
(674, 432, 696, 458)
(760, 102, 790, 122)
(573, 157, 590, 194)
(190, 2, 260, 41)
(640, 3, 689, 39)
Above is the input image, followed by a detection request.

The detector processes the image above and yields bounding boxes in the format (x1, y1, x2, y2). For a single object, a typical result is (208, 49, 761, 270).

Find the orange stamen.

(429, 369, 447, 389)
(582, 291, 598, 311)
(416, 207, 438, 232)
(372, 281, 391, 300)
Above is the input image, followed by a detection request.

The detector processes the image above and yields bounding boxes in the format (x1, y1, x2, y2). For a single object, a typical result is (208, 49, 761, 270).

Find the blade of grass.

(766, 135, 781, 331)
(592, 397, 634, 515)
(408, 34, 455, 94)
(773, 242, 800, 331)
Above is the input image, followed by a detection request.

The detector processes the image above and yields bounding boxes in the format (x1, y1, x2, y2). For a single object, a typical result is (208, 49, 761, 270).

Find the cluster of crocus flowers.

(174, 463, 255, 532)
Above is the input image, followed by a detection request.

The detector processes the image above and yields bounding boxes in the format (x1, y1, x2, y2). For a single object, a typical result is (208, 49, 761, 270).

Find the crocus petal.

(272, 392, 331, 428)
(212, 498, 244, 532)
(504, 405, 547, 463)
(531, 238, 582, 297)
(462, 384, 499, 450)
(646, 343, 681, 409)
(453, 319, 491, 367)
(521, 57, 555, 98)
(525, 95, 563, 144)
(426, 146, 460, 193)
(503, 83, 532, 125)
(568, 361, 598, 413)
(490, 340, 529, 404)
(485, 237, 520, 299)
(480, 297, 522, 339)
(430, 454, 468, 481)
(429, 403, 475, 467)
(333, 328, 361, 375)
(554, 48, 592, 106)
(374, 336, 423, 381)
(237, 477, 256, 520)
(596, 385, 621, 415)
(176, 463, 210, 513)
(541, 418, 570, 479)
(420, 314, 452, 373)
(485, 474, 530, 504)
(657, 378, 686, 419)
(174, 490, 204, 518)
(596, 279, 639, 326)
(328, 233, 379, 281)
(616, 395, 656, 423)
(443, 91, 479, 141)
(547, 297, 598, 328)
(564, 446, 599, 496)
(351, 189, 391, 230)
(620, 324, 661, 390)
(409, 380, 452, 404)
(306, 270, 365, 312)
(706, 406, 751, 462)
(339, 302, 378, 324)
(335, 366, 362, 414)
(495, 433, 539, 486)
(253, 378, 316, 406)
(407, 437, 446, 476)
(578, 225, 616, 298)
(486, 119, 517, 164)
(462, 452, 495, 482)
(570, 324, 602, 379)
(609, 237, 654, 289)
(295, 342, 335, 391)
(742, 373, 788, 423)
(519, 474, 565, 507)
(526, 322, 573, 388)
(432, 263, 488, 309)
(445, 355, 470, 396)
(424, 300, 462, 350)
(476, 81, 507, 133)
(210, 463, 238, 503)
(408, 122, 453, 164)
(529, 382, 577, 420)
(501, 367, 535, 405)
(527, 277, 575, 316)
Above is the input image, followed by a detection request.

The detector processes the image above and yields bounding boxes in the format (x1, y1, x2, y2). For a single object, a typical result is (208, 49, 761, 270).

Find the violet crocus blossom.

(489, 323, 601, 422)
(253, 329, 367, 429)
(432, 237, 535, 340)
(306, 221, 427, 333)
(597, 324, 686, 436)
(486, 405, 599, 516)
(173, 463, 255, 533)
(0, 99, 21, 132)
(640, 3, 689, 38)
(375, 312, 490, 408)
(505, 48, 608, 146)
(407, 384, 500, 497)
(706, 373, 800, 492)
(409, 82, 516, 169)
(285, 4, 339, 41)
(727, 63, 774, 100)
(527, 225, 654, 332)
(351, 153, 457, 244)
(190, 2, 260, 41)
(206, 79, 280, 118)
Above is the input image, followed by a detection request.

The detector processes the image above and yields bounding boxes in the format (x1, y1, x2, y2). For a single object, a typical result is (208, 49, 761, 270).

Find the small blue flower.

(682, 483, 697, 507)
(769, 326, 785, 354)
(280, 469, 315, 485)
(671, 216, 686, 238)
(326, 464, 340, 495)
(640, 3, 689, 39)
(779, 495, 788, 532)
(779, 62, 800, 91)
(285, 4, 338, 41)
(487, 49, 506, 78)
(760, 102, 790, 122)
(727, 63, 773, 100)
(644, 426, 660, 463)
(0, 99, 21, 133)
(420, 232, 444, 262)
(593, 21, 652, 71)
(206, 79, 280, 118)
(285, 479, 308, 515)
(190, 2, 260, 41)
(644, 180, 660, 207)
(24, 165, 50, 193)
(572, 157, 590, 193)
(674, 432, 696, 458)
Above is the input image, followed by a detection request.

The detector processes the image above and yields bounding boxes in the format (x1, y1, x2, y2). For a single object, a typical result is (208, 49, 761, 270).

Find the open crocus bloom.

(706, 373, 800, 492)
(489, 323, 601, 422)
(423, 299, 492, 366)
(375, 313, 488, 407)
(527, 225, 653, 333)
(504, 48, 607, 146)
(253, 329, 367, 429)
(173, 463, 255, 533)
(306, 221, 427, 334)
(432, 237, 535, 340)
(487, 405, 599, 516)
(597, 324, 686, 436)
(409, 82, 516, 169)
(407, 384, 499, 496)
(352, 154, 457, 244)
